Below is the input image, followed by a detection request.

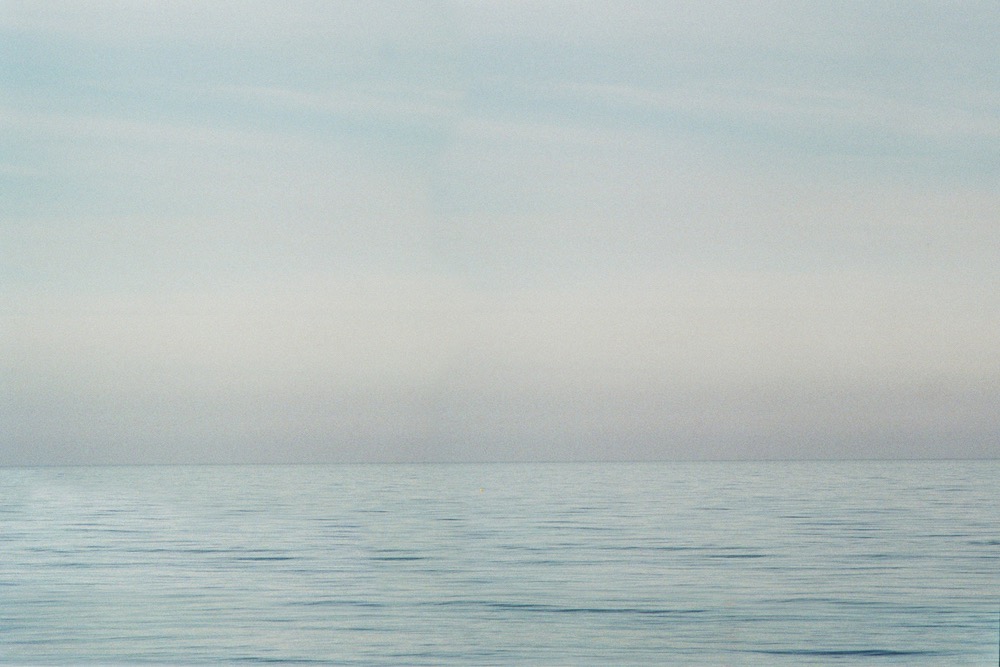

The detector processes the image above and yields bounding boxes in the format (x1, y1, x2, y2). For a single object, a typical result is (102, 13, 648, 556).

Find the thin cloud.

(0, 104, 287, 148)
(554, 81, 1000, 143)
(218, 83, 465, 125)
(0, 1, 456, 46)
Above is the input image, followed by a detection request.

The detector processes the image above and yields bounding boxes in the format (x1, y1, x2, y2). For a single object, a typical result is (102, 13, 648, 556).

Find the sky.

(2, 1, 998, 464)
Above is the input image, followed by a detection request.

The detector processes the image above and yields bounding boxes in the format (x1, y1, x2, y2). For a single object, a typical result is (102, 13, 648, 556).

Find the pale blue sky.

(3, 1, 998, 463)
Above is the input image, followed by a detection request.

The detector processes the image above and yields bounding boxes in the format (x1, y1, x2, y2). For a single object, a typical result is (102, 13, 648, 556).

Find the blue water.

(1, 461, 996, 665)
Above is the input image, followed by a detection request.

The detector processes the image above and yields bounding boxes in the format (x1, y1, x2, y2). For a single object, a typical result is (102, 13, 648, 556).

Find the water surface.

(1, 461, 996, 664)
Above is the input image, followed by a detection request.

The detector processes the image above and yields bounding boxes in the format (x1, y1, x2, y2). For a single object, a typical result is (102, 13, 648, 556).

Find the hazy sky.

(3, 1, 998, 464)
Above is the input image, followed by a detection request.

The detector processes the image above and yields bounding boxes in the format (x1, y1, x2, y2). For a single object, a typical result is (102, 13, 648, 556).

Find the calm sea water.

(0, 461, 996, 665)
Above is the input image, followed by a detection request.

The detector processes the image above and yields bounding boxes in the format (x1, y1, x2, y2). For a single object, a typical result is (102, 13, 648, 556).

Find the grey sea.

(1, 461, 997, 665)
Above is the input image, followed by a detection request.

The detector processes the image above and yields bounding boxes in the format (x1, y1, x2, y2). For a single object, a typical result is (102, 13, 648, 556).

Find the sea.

(1, 460, 996, 665)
